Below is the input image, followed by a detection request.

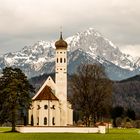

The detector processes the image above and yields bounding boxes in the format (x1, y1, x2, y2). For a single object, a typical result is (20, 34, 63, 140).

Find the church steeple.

(60, 31, 63, 40)
(28, 31, 73, 127)
(55, 32, 68, 125)
(55, 32, 67, 49)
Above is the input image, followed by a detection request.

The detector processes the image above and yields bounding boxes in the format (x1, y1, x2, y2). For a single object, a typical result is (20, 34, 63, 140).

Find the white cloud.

(0, 0, 140, 55)
(119, 45, 140, 57)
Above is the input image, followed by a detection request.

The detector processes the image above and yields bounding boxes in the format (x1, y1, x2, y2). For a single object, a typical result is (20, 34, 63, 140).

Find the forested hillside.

(29, 73, 140, 119)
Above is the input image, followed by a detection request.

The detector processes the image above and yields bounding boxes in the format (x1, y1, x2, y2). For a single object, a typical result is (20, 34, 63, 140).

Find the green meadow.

(0, 127, 140, 140)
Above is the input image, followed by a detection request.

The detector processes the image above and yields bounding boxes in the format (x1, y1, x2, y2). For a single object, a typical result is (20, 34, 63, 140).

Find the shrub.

(115, 117, 123, 127)
(134, 120, 140, 128)
(121, 117, 134, 128)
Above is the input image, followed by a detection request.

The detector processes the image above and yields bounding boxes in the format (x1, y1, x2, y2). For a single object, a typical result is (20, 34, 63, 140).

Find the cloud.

(120, 45, 140, 57)
(0, 0, 140, 56)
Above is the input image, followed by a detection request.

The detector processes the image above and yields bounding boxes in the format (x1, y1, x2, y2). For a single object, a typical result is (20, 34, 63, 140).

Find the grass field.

(0, 127, 140, 140)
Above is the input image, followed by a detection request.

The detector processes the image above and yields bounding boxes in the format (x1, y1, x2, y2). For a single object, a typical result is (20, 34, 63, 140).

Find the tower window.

(44, 117, 47, 125)
(52, 117, 55, 125)
(60, 52, 62, 54)
(60, 58, 62, 63)
(57, 58, 59, 63)
(64, 58, 66, 63)
(44, 105, 48, 109)
(51, 105, 55, 109)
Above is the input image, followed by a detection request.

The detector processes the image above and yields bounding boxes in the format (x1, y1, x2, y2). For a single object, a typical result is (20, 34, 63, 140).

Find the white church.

(28, 33, 73, 126)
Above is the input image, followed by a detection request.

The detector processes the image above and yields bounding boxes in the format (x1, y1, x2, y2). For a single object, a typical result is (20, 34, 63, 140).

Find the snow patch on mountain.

(0, 28, 140, 80)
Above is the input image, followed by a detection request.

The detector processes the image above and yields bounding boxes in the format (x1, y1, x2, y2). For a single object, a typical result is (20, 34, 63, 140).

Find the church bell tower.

(55, 32, 68, 125)
(55, 32, 67, 101)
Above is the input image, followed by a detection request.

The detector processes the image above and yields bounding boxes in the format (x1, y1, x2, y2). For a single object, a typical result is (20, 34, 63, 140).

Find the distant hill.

(113, 75, 140, 119)
(119, 74, 140, 83)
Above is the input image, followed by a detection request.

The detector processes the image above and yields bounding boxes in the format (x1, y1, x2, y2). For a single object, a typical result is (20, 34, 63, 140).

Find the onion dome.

(55, 32, 67, 49)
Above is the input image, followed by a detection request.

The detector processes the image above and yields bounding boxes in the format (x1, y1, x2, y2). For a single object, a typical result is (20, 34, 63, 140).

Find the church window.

(52, 117, 55, 125)
(37, 105, 41, 110)
(60, 68, 62, 70)
(60, 58, 62, 63)
(60, 52, 62, 54)
(57, 58, 59, 63)
(44, 117, 47, 125)
(31, 115, 34, 126)
(44, 105, 48, 109)
(64, 58, 66, 63)
(51, 105, 55, 109)
(37, 117, 39, 125)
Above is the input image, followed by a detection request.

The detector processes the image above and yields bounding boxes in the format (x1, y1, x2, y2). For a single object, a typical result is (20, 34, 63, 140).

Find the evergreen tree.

(0, 67, 34, 132)
(111, 106, 124, 127)
(126, 109, 136, 120)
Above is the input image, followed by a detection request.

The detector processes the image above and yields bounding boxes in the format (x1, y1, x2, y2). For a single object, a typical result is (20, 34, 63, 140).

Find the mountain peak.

(0, 28, 140, 80)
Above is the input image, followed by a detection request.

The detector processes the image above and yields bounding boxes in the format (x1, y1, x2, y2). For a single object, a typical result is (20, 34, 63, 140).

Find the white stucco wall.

(16, 126, 105, 133)
(16, 126, 106, 134)
(29, 100, 60, 126)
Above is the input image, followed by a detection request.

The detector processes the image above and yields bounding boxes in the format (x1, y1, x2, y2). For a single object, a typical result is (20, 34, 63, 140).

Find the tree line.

(0, 64, 140, 131)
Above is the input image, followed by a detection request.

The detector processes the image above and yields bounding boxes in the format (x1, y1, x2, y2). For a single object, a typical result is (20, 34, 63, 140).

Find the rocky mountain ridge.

(0, 28, 140, 80)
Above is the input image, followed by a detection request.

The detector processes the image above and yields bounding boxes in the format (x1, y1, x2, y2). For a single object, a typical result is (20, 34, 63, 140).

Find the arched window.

(44, 105, 48, 109)
(52, 117, 55, 125)
(44, 117, 47, 125)
(31, 115, 34, 126)
(64, 58, 66, 63)
(37, 105, 41, 110)
(37, 117, 39, 125)
(57, 58, 58, 63)
(60, 58, 62, 63)
(51, 105, 55, 109)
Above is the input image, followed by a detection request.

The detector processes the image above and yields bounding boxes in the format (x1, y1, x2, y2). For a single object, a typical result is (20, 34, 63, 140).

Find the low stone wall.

(16, 126, 106, 134)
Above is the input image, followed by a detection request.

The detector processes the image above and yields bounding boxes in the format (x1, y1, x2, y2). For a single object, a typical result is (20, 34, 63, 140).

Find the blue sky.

(0, 0, 140, 56)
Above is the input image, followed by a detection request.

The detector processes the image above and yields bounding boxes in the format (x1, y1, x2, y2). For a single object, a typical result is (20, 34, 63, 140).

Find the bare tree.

(70, 64, 112, 126)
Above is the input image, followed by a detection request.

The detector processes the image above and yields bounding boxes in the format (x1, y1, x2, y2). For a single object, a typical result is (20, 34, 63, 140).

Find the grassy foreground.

(0, 127, 140, 140)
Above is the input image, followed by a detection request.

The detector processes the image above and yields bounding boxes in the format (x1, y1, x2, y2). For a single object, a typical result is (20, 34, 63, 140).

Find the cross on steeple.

(60, 26, 63, 40)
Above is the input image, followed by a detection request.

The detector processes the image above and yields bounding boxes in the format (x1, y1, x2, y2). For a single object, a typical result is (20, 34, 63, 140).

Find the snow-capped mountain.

(0, 28, 140, 80)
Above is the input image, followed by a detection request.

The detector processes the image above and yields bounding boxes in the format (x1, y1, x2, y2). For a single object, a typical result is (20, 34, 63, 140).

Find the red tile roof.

(33, 85, 58, 101)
